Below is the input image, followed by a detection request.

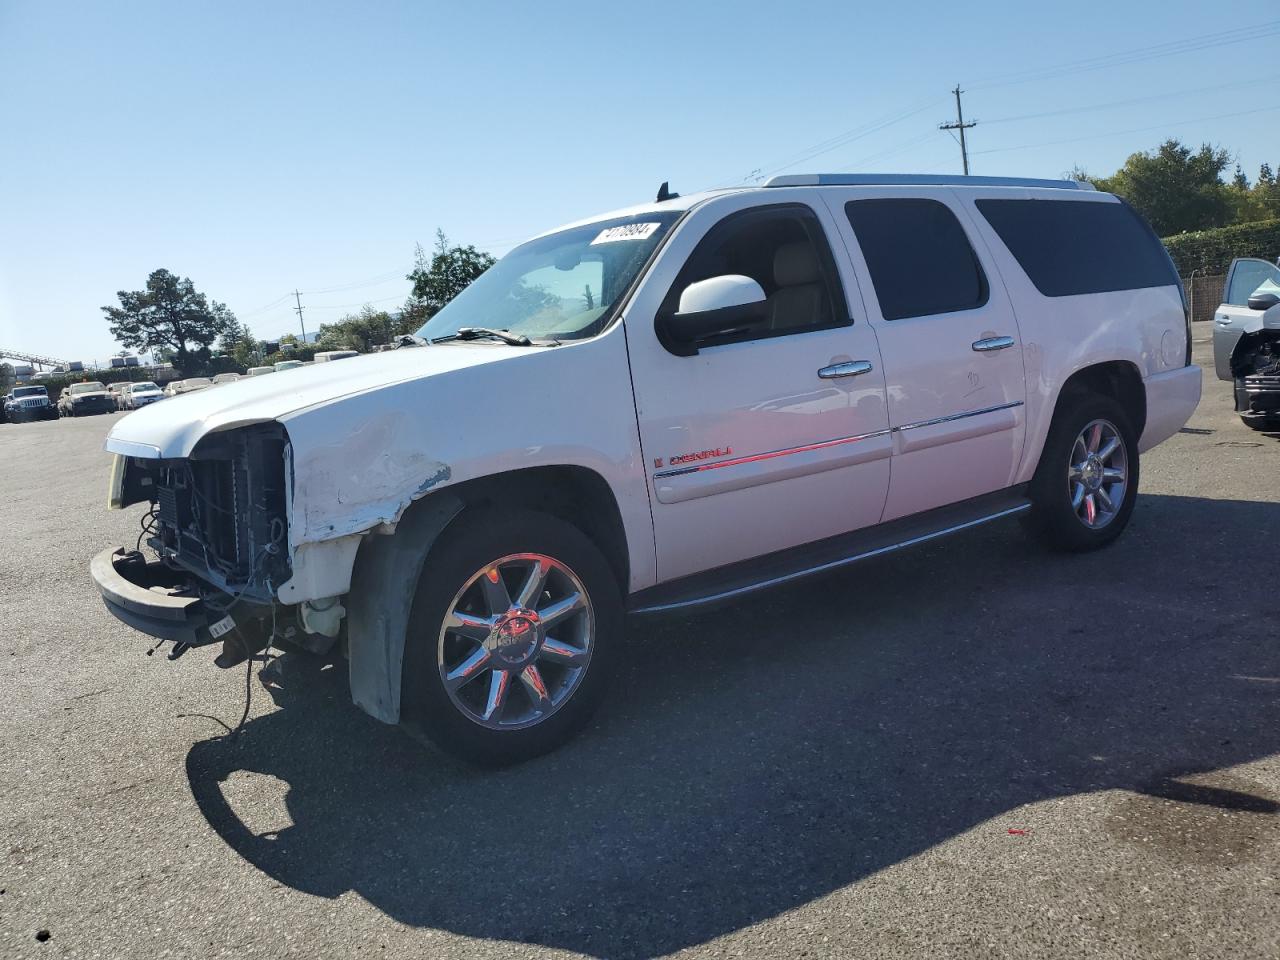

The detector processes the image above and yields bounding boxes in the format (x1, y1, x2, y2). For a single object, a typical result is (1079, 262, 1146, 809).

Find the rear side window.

(844, 199, 988, 320)
(976, 198, 1177, 297)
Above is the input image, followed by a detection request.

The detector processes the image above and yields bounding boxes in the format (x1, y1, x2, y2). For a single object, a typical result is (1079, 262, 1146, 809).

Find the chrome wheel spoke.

(1096, 436, 1120, 462)
(480, 567, 512, 615)
(520, 664, 551, 711)
(445, 611, 495, 642)
(1071, 482, 1086, 510)
(446, 647, 491, 690)
(514, 557, 549, 609)
(1102, 467, 1125, 481)
(1083, 494, 1097, 525)
(483, 669, 512, 721)
(1087, 423, 1103, 453)
(1095, 485, 1115, 511)
(538, 591, 585, 630)
(540, 637, 589, 666)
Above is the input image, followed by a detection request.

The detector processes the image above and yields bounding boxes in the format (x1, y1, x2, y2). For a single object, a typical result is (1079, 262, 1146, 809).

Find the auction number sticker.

(208, 615, 236, 639)
(591, 222, 661, 245)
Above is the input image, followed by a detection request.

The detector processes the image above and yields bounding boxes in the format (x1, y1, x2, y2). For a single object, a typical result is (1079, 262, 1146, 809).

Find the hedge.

(1162, 218, 1280, 278)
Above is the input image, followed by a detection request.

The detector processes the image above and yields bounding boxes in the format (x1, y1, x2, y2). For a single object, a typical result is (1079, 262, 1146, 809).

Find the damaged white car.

(94, 173, 1200, 764)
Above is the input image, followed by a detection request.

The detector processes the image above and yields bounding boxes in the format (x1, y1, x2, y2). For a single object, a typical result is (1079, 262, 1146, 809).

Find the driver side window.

(660, 204, 850, 353)
(1227, 258, 1280, 306)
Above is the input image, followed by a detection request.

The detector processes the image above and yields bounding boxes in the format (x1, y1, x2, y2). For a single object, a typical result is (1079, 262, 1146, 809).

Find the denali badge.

(668, 446, 733, 466)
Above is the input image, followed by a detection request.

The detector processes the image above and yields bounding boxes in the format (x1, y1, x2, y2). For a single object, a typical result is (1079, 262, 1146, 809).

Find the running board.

(628, 487, 1031, 615)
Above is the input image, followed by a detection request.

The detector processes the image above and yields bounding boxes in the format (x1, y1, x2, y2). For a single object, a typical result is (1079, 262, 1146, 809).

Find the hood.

(105, 344, 533, 458)
(73, 391, 111, 400)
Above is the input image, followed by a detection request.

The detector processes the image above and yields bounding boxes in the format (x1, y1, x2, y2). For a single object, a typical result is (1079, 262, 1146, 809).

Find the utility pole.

(292, 289, 308, 343)
(939, 85, 978, 175)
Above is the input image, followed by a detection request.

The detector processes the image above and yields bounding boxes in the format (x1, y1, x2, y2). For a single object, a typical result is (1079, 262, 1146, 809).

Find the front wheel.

(1024, 392, 1140, 551)
(401, 508, 622, 766)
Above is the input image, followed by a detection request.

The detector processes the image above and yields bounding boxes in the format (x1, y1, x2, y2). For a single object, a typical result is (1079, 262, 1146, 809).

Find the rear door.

(1214, 258, 1280, 380)
(824, 188, 1027, 521)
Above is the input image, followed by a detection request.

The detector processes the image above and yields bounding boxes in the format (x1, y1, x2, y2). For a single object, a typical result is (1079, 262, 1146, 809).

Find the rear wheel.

(401, 508, 622, 766)
(1025, 392, 1140, 551)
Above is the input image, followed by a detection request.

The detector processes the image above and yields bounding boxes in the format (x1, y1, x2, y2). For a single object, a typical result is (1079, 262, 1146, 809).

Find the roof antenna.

(656, 181, 679, 202)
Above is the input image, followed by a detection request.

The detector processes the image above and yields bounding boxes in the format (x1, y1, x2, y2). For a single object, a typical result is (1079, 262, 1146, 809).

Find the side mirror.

(657, 275, 767, 356)
(1248, 291, 1280, 312)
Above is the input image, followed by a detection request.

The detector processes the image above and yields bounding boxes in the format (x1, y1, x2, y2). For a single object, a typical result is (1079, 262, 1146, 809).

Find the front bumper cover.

(90, 548, 212, 645)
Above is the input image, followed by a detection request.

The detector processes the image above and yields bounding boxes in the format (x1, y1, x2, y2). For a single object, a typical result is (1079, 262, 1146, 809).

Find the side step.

(628, 486, 1030, 615)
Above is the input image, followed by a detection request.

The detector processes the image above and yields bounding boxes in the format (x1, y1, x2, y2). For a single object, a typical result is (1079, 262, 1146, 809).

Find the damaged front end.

(1230, 331, 1280, 427)
(92, 424, 312, 665)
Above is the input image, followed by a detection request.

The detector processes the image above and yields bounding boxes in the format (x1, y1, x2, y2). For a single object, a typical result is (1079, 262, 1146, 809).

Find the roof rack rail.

(764, 173, 1095, 191)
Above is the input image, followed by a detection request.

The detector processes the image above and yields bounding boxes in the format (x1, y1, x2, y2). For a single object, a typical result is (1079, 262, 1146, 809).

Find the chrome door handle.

(972, 336, 1016, 352)
(818, 360, 874, 379)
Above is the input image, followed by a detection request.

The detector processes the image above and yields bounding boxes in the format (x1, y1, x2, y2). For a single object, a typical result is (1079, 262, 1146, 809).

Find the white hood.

(105, 344, 528, 458)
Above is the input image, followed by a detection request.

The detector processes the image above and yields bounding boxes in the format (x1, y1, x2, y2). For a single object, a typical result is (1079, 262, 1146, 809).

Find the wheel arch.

(345, 464, 630, 725)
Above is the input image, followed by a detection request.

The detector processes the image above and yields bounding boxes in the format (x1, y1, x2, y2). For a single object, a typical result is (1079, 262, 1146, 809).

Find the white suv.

(92, 173, 1201, 764)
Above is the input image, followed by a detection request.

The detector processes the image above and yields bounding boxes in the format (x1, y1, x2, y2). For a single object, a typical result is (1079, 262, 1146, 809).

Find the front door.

(1214, 258, 1280, 380)
(824, 188, 1027, 521)
(622, 192, 892, 583)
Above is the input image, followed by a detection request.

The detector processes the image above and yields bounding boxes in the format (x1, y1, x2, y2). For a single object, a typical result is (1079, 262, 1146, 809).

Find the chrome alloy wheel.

(437, 553, 594, 731)
(1068, 418, 1128, 530)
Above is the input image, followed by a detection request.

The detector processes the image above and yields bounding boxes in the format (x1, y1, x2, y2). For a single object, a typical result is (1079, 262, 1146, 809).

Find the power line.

(982, 74, 1280, 126)
(970, 20, 1280, 91)
(971, 103, 1280, 157)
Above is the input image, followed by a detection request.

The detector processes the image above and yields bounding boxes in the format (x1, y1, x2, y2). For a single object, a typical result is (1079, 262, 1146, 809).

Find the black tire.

(401, 507, 623, 766)
(1024, 390, 1140, 552)
(1241, 415, 1280, 432)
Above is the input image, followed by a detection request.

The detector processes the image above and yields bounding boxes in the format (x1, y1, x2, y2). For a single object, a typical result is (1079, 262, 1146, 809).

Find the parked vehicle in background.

(1212, 257, 1280, 429)
(94, 173, 1200, 765)
(4, 385, 58, 422)
(122, 382, 164, 410)
(58, 381, 116, 417)
(247, 366, 274, 377)
(163, 377, 213, 398)
(314, 350, 359, 362)
(273, 360, 304, 372)
(212, 373, 242, 385)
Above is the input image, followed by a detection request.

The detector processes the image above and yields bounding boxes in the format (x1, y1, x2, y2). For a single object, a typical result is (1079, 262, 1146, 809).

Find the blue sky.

(2, 0, 1278, 363)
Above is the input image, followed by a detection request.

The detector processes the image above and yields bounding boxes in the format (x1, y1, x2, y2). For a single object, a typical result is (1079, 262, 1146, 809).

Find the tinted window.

(976, 198, 1177, 297)
(844, 199, 987, 321)
(661, 204, 849, 352)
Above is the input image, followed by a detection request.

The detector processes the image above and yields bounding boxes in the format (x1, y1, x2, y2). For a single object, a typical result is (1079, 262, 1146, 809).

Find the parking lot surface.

(2, 335, 1278, 960)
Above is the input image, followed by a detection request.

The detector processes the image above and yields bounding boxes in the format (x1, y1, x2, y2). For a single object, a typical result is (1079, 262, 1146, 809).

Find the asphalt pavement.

(2, 334, 1278, 959)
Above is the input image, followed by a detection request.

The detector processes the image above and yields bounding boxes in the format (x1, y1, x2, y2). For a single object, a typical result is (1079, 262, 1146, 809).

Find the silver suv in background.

(1213, 257, 1280, 429)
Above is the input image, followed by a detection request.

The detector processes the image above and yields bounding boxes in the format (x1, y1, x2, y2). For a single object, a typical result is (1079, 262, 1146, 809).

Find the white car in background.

(1212, 257, 1280, 429)
(122, 382, 164, 410)
(247, 366, 274, 377)
(212, 373, 242, 386)
(95, 172, 1200, 765)
(163, 377, 213, 398)
(273, 360, 304, 372)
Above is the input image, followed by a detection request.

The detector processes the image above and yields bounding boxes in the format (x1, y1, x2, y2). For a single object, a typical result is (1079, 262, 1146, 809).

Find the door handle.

(817, 360, 874, 379)
(972, 336, 1016, 352)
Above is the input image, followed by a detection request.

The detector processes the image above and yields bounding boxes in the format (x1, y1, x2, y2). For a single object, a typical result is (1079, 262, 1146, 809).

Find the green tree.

(407, 230, 495, 314)
(103, 269, 235, 375)
(1093, 139, 1232, 235)
(315, 305, 399, 352)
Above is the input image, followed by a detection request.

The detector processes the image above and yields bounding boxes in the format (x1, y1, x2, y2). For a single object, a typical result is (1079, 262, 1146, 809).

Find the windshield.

(70, 382, 106, 394)
(132, 383, 159, 393)
(14, 387, 46, 398)
(183, 378, 212, 387)
(417, 212, 681, 343)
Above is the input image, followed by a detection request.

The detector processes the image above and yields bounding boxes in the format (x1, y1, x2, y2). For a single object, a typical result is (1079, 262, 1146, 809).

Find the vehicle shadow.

(186, 493, 1280, 959)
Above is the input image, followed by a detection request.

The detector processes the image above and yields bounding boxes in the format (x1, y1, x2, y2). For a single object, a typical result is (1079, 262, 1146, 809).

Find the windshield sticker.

(591, 222, 661, 245)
